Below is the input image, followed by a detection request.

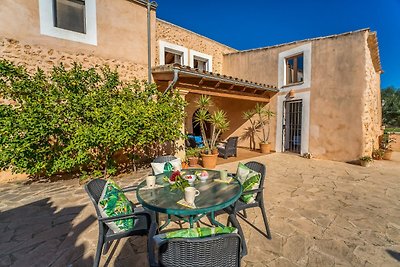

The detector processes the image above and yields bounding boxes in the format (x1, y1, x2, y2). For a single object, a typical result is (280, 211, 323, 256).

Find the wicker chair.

(85, 179, 157, 267)
(218, 137, 239, 159)
(152, 155, 177, 163)
(148, 214, 247, 267)
(225, 161, 271, 239)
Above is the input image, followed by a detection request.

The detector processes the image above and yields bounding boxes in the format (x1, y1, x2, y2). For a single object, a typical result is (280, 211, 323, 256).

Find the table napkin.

(177, 198, 196, 209)
(214, 177, 233, 184)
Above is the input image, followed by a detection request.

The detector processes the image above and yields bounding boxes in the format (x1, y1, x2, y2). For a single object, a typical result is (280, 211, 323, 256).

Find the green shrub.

(0, 60, 186, 178)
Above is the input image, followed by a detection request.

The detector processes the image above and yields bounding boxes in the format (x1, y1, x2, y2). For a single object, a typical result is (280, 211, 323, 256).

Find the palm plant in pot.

(243, 104, 275, 153)
(194, 95, 229, 169)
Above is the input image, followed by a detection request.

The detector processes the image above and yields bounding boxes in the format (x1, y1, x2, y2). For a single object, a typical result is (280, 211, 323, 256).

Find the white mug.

(146, 175, 156, 188)
(184, 187, 200, 205)
(220, 170, 228, 181)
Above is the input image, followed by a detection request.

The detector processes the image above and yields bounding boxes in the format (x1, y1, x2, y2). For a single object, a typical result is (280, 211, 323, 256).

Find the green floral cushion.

(98, 179, 134, 233)
(151, 158, 182, 175)
(164, 226, 237, 239)
(236, 162, 261, 204)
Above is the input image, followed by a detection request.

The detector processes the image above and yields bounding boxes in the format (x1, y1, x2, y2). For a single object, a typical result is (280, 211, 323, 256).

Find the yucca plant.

(254, 103, 275, 144)
(193, 95, 229, 154)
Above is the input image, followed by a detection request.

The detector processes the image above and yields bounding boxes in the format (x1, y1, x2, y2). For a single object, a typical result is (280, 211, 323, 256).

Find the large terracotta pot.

(188, 157, 199, 167)
(212, 148, 219, 155)
(383, 150, 393, 160)
(260, 142, 271, 154)
(201, 153, 218, 169)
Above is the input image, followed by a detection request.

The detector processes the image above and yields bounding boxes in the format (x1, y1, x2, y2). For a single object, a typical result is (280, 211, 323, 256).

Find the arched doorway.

(192, 109, 212, 138)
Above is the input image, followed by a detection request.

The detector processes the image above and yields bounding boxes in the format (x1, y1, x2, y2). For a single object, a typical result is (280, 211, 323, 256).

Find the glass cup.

(184, 187, 200, 205)
(220, 170, 228, 181)
(146, 175, 156, 188)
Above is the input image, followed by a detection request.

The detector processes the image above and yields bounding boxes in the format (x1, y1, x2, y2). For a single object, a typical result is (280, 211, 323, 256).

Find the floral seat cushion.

(236, 162, 261, 204)
(163, 226, 237, 239)
(98, 179, 134, 233)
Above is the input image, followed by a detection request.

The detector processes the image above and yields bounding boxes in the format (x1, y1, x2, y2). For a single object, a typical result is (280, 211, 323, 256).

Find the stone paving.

(0, 153, 399, 266)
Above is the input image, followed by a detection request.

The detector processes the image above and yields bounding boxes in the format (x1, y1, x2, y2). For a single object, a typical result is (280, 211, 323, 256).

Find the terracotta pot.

(360, 160, 371, 167)
(201, 153, 218, 169)
(260, 142, 271, 154)
(383, 150, 393, 160)
(188, 157, 199, 167)
(212, 148, 218, 155)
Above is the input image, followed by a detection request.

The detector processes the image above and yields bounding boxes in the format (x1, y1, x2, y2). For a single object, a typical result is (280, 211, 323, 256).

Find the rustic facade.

(0, 0, 383, 162)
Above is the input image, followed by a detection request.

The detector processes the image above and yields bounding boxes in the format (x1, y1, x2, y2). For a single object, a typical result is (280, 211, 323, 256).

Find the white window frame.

(159, 40, 189, 66)
(39, 0, 97, 45)
(189, 49, 213, 72)
(278, 43, 311, 91)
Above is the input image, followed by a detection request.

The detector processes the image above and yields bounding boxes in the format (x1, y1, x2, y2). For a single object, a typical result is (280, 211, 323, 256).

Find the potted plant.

(186, 147, 200, 167)
(193, 95, 229, 169)
(243, 104, 275, 154)
(359, 156, 373, 167)
(372, 149, 384, 160)
(380, 133, 395, 160)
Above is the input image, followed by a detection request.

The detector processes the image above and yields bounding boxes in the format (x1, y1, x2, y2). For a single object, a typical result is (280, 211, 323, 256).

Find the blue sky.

(157, 0, 400, 89)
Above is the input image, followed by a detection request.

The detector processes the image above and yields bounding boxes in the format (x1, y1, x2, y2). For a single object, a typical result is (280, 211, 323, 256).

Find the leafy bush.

(0, 60, 186, 178)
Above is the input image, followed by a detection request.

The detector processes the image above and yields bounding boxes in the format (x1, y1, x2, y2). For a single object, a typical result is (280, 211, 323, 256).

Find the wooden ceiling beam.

(175, 82, 270, 102)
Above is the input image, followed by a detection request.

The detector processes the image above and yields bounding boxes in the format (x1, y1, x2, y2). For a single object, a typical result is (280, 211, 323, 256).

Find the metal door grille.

(284, 100, 302, 153)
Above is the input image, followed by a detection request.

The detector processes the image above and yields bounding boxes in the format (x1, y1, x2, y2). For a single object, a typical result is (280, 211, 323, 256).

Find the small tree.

(193, 95, 229, 154)
(242, 103, 275, 149)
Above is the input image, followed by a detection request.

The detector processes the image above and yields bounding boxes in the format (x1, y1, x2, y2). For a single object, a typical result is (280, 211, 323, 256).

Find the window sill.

(282, 81, 304, 89)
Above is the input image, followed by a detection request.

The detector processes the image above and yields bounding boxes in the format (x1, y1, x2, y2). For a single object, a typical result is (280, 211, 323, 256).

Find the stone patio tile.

(0, 152, 399, 266)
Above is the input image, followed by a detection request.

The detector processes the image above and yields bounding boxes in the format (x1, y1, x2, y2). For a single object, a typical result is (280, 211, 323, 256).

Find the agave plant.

(193, 95, 229, 154)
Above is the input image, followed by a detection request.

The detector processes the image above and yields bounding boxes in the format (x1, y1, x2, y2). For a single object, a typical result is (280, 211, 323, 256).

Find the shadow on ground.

(0, 198, 95, 266)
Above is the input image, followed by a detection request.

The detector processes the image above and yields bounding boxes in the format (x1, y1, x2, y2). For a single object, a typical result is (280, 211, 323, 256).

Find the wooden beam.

(228, 84, 235, 90)
(242, 86, 247, 92)
(175, 82, 270, 102)
(199, 78, 205, 85)
(214, 81, 221, 88)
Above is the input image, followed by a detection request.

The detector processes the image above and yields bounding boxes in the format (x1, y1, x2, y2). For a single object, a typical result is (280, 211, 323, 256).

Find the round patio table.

(136, 169, 242, 229)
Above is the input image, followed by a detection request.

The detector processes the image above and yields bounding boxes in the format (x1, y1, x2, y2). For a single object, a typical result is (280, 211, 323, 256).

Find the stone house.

(0, 0, 382, 162)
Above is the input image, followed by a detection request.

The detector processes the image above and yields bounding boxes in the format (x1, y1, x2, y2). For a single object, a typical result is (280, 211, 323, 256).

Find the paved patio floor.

(0, 153, 399, 266)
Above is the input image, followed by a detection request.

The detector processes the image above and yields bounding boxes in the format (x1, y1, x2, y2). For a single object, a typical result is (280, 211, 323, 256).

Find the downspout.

(163, 69, 179, 95)
(147, 1, 157, 83)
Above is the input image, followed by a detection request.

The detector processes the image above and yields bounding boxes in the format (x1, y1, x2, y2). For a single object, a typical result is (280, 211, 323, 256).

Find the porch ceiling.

(152, 64, 278, 102)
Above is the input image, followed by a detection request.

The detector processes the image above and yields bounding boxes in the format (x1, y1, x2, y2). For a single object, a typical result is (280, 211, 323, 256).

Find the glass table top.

(136, 169, 242, 216)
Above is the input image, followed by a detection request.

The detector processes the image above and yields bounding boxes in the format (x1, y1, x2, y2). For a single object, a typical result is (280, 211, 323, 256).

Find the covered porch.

(152, 64, 279, 158)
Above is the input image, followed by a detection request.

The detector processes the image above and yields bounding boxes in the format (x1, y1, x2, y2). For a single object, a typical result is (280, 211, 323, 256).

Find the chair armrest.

(242, 187, 264, 195)
(99, 213, 141, 222)
(228, 214, 247, 258)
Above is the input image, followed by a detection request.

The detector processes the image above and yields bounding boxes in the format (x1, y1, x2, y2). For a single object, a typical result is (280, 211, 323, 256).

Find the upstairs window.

(164, 49, 183, 65)
(286, 53, 304, 85)
(189, 50, 213, 72)
(39, 0, 97, 45)
(193, 56, 209, 71)
(54, 0, 86, 34)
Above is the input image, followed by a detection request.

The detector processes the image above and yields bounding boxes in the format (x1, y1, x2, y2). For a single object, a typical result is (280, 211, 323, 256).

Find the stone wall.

(0, 37, 148, 81)
(362, 32, 382, 156)
(156, 19, 237, 74)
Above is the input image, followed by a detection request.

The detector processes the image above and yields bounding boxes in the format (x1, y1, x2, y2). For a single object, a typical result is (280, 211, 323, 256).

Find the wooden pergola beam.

(176, 82, 270, 102)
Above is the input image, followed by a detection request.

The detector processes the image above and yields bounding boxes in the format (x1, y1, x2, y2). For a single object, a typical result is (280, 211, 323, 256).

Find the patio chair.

(85, 179, 157, 267)
(152, 155, 177, 164)
(218, 136, 239, 159)
(148, 214, 247, 267)
(225, 161, 271, 239)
